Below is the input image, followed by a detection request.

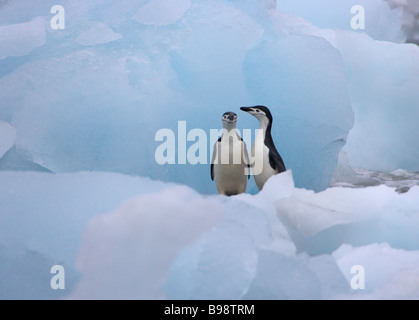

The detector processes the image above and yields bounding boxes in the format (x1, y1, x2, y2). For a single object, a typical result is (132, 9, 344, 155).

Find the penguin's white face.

(240, 107, 267, 120)
(222, 112, 238, 124)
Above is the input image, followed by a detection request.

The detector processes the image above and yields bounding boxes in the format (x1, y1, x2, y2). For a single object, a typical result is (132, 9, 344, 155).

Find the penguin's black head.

(240, 106, 273, 123)
(222, 112, 237, 124)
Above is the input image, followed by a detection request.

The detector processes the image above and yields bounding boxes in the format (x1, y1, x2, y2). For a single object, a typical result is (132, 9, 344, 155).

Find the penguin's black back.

(264, 109, 286, 173)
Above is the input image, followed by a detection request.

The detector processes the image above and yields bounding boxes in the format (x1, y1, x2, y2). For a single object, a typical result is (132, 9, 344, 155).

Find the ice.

(386, 0, 419, 44)
(1, 0, 419, 300)
(243, 35, 353, 191)
(0, 171, 169, 299)
(76, 23, 122, 46)
(135, 0, 190, 26)
(242, 252, 349, 300)
(0, 0, 354, 193)
(68, 186, 221, 300)
(273, 2, 419, 173)
(333, 244, 419, 299)
(331, 152, 419, 193)
(0, 17, 46, 59)
(276, 184, 419, 255)
(0, 169, 418, 299)
(0, 121, 16, 158)
(334, 33, 419, 172)
(243, 250, 322, 300)
(277, 0, 405, 42)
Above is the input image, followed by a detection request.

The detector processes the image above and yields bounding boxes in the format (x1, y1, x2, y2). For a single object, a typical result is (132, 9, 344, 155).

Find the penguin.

(211, 112, 250, 196)
(240, 105, 286, 190)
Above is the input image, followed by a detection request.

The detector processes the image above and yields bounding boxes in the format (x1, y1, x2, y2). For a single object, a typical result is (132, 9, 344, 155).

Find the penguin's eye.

(256, 110, 260, 113)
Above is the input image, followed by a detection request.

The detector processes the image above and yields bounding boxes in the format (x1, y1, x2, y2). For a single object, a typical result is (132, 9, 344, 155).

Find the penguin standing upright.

(211, 112, 249, 196)
(240, 105, 286, 190)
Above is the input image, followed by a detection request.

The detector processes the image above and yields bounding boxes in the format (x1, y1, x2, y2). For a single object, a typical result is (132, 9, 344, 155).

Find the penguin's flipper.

(211, 137, 221, 181)
(268, 149, 286, 173)
(240, 137, 251, 180)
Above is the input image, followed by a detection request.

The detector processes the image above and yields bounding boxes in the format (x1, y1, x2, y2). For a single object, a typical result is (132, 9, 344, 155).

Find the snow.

(0, 121, 16, 158)
(0, 17, 46, 59)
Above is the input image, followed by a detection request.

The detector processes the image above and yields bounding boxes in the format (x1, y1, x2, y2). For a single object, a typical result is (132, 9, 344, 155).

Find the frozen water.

(335, 33, 419, 172)
(0, 170, 418, 299)
(0, 171, 169, 299)
(68, 186, 221, 300)
(76, 23, 122, 46)
(331, 152, 419, 193)
(276, 184, 419, 255)
(243, 35, 353, 191)
(333, 244, 419, 299)
(243, 250, 322, 300)
(277, 0, 405, 42)
(274, 2, 419, 173)
(0, 121, 15, 158)
(0, 17, 46, 59)
(1, 0, 419, 301)
(386, 0, 419, 44)
(135, 0, 190, 26)
(0, 0, 355, 193)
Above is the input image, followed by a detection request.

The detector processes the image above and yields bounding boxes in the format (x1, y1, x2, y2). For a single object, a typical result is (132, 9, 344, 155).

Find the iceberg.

(0, 121, 15, 159)
(277, 0, 406, 42)
(0, 0, 355, 193)
(275, 0, 419, 174)
(0, 17, 46, 60)
(0, 0, 419, 301)
(76, 23, 122, 46)
(276, 184, 419, 255)
(0, 170, 418, 299)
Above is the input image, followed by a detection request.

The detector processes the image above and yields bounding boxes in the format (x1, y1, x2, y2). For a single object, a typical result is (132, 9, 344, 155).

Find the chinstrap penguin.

(240, 105, 286, 190)
(211, 112, 249, 196)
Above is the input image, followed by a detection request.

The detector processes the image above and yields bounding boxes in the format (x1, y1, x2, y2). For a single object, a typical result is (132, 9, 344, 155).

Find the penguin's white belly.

(251, 140, 278, 191)
(213, 138, 247, 196)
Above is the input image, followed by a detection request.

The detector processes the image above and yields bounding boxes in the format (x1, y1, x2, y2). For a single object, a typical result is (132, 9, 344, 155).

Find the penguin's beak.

(227, 114, 235, 121)
(240, 107, 253, 113)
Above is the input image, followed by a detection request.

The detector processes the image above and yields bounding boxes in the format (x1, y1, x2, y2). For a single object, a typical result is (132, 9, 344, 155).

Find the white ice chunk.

(76, 23, 123, 46)
(0, 17, 46, 60)
(335, 32, 419, 172)
(276, 185, 419, 254)
(237, 171, 297, 255)
(277, 0, 405, 43)
(243, 249, 322, 300)
(0, 171, 170, 299)
(135, 0, 190, 26)
(68, 186, 222, 300)
(0, 121, 16, 158)
(333, 244, 419, 299)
